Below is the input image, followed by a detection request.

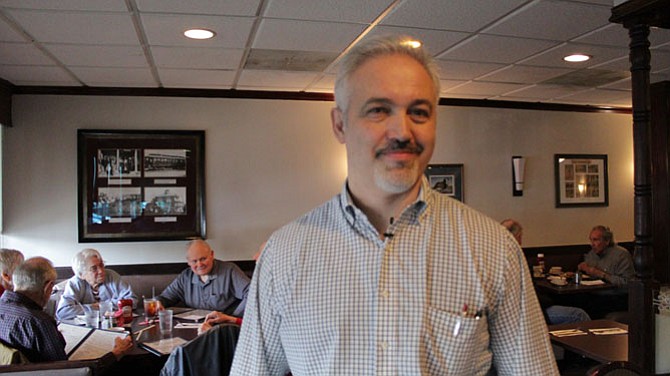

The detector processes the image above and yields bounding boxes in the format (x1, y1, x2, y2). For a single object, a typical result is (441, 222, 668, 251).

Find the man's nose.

(386, 113, 412, 141)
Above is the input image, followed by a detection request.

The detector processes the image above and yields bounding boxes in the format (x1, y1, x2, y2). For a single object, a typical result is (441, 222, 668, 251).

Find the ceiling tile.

(141, 14, 254, 48)
(308, 73, 335, 91)
(439, 79, 469, 92)
(485, 0, 611, 41)
(0, 42, 54, 65)
(237, 69, 319, 89)
(0, 18, 28, 42)
(0, 0, 127, 11)
(520, 43, 629, 68)
(444, 81, 528, 96)
(158, 68, 236, 89)
(504, 84, 592, 100)
(151, 46, 244, 69)
(254, 19, 365, 52)
(0, 65, 78, 85)
(46, 44, 147, 67)
(599, 78, 630, 91)
(69, 66, 156, 86)
(435, 60, 507, 80)
(438, 35, 558, 64)
(366, 26, 471, 55)
(264, 0, 392, 23)
(478, 65, 573, 84)
(556, 88, 632, 106)
(136, 0, 260, 16)
(381, 0, 527, 32)
(6, 10, 138, 44)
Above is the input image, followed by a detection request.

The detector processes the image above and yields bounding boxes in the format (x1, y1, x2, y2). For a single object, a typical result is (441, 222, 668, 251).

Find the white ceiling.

(1, 0, 669, 108)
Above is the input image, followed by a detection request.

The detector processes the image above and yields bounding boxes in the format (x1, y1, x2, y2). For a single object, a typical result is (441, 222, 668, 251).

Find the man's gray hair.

(12, 257, 56, 293)
(72, 248, 103, 277)
(334, 34, 441, 114)
(0, 248, 24, 275)
(592, 225, 615, 246)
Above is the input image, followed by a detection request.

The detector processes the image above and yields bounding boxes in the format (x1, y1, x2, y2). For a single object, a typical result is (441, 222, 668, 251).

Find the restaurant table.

(548, 319, 628, 364)
(60, 308, 202, 376)
(534, 277, 617, 295)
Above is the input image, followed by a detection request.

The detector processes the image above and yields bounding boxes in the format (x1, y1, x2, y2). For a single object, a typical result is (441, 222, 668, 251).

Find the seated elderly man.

(56, 248, 137, 320)
(0, 248, 24, 296)
(156, 240, 250, 325)
(578, 225, 635, 319)
(0, 257, 132, 363)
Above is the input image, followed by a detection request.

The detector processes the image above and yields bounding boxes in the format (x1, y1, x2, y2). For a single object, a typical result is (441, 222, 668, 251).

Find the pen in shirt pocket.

(453, 304, 485, 337)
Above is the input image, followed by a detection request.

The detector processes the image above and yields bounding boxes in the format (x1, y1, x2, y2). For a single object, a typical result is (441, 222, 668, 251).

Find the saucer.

(550, 279, 568, 286)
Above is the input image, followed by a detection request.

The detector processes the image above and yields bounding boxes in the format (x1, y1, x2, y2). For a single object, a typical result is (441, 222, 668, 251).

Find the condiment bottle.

(537, 253, 545, 274)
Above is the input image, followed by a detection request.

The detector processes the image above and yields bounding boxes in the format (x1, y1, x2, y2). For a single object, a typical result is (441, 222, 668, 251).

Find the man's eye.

(408, 108, 431, 122)
(365, 106, 390, 119)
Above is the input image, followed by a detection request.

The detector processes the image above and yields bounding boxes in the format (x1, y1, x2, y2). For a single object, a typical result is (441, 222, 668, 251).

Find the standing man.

(578, 225, 634, 318)
(0, 248, 24, 296)
(0, 257, 132, 363)
(231, 35, 558, 375)
(57, 248, 137, 320)
(156, 239, 250, 323)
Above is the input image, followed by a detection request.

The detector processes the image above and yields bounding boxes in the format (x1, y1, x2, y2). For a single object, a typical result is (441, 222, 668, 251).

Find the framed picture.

(425, 164, 464, 202)
(78, 130, 206, 242)
(554, 154, 608, 207)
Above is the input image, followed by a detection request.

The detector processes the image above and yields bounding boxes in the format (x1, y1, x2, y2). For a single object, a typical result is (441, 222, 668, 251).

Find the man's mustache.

(375, 140, 424, 158)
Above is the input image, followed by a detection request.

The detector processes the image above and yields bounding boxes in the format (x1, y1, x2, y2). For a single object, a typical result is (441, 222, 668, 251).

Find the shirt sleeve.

(230, 247, 289, 375)
(488, 240, 560, 375)
(156, 272, 186, 308)
(229, 264, 251, 316)
(604, 249, 635, 287)
(56, 278, 87, 320)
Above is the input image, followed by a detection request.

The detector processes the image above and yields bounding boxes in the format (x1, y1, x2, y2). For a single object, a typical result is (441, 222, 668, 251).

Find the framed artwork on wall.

(77, 129, 206, 242)
(425, 164, 464, 202)
(554, 154, 608, 208)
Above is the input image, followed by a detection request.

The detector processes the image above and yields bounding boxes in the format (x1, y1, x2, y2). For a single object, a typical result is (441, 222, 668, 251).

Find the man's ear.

(331, 107, 346, 144)
(1, 272, 10, 285)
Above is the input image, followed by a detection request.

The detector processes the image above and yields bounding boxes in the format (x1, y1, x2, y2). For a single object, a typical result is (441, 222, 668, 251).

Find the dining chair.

(586, 361, 642, 376)
(160, 323, 241, 376)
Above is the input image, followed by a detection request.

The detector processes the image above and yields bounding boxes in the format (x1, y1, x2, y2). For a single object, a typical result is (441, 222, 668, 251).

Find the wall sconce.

(512, 156, 525, 196)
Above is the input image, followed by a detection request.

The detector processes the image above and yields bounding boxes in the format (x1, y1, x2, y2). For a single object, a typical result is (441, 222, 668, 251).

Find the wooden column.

(611, 0, 670, 373)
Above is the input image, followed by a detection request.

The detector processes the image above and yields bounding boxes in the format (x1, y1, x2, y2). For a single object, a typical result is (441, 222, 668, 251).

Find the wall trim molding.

(12, 85, 632, 115)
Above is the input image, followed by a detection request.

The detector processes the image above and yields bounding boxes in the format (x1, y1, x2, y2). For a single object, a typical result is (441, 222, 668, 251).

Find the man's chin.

(374, 168, 421, 194)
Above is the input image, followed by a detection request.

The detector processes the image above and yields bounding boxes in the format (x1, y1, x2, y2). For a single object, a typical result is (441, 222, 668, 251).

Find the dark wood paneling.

(55, 260, 256, 280)
(11, 84, 632, 114)
(0, 78, 13, 127)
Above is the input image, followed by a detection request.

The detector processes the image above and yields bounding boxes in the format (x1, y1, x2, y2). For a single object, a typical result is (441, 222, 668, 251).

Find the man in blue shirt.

(156, 240, 250, 323)
(0, 257, 131, 362)
(56, 248, 137, 320)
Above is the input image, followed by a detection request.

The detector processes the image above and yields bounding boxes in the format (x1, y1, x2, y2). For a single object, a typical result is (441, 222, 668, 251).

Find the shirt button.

(381, 290, 389, 298)
(380, 341, 388, 350)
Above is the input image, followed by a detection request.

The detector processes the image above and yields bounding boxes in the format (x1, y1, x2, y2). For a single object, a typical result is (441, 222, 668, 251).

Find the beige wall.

(1, 95, 633, 266)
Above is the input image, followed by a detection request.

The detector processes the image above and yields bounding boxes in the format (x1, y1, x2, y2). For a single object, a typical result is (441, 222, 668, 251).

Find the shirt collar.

(338, 177, 429, 227)
(190, 259, 219, 284)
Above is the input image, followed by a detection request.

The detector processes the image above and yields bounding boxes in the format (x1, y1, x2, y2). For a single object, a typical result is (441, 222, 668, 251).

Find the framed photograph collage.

(77, 130, 205, 242)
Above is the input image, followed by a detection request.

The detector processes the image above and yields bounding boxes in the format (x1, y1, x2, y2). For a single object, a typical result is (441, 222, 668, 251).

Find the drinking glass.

(143, 297, 158, 321)
(159, 309, 173, 334)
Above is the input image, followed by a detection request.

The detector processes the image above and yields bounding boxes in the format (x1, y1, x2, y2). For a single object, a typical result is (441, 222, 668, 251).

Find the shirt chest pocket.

(422, 306, 491, 375)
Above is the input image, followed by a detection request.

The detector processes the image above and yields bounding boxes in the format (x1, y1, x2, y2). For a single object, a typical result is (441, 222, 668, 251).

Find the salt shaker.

(575, 271, 582, 285)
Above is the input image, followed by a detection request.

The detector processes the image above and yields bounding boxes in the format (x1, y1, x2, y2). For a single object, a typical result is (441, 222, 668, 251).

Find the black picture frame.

(77, 129, 206, 242)
(425, 164, 464, 202)
(554, 154, 608, 208)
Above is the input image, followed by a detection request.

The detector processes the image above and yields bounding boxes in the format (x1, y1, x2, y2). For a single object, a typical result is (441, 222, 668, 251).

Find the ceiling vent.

(244, 49, 338, 72)
(541, 69, 630, 87)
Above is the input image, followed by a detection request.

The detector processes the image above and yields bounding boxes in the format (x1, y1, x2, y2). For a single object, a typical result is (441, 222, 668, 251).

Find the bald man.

(156, 240, 250, 317)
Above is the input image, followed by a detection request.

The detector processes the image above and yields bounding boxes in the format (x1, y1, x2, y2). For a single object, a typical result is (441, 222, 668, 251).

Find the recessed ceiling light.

(184, 28, 215, 40)
(402, 40, 422, 48)
(563, 54, 591, 63)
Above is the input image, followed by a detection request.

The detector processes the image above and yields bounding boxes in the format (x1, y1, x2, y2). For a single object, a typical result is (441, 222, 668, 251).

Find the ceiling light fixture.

(402, 40, 422, 48)
(184, 28, 215, 40)
(563, 54, 591, 63)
